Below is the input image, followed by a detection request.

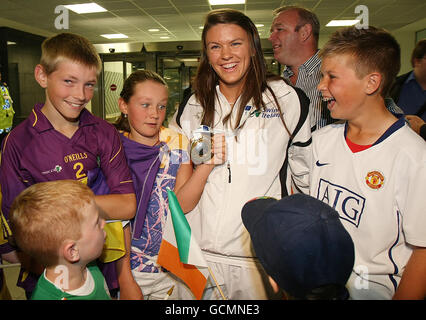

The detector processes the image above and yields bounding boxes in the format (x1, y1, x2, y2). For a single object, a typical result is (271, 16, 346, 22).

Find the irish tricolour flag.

(157, 188, 209, 300)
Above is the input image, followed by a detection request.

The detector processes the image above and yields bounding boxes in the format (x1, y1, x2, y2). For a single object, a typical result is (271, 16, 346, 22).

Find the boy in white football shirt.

(310, 26, 426, 300)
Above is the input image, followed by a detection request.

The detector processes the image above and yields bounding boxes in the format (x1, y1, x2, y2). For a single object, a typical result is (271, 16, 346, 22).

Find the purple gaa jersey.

(0, 103, 134, 224)
(0, 103, 135, 293)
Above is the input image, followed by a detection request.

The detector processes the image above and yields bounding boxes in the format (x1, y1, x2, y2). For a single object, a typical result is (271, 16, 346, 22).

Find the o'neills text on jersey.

(64, 152, 88, 163)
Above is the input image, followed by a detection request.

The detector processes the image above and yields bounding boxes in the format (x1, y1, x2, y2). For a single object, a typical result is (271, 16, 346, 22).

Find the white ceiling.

(0, 0, 425, 47)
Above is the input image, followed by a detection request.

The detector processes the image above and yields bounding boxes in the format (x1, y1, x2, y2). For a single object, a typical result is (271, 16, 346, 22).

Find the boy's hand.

(393, 246, 426, 300)
(406, 115, 425, 135)
(118, 278, 144, 300)
(205, 133, 226, 165)
(1, 250, 20, 264)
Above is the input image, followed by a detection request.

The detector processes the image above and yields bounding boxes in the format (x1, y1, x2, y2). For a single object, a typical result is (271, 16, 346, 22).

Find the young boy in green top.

(10, 180, 111, 300)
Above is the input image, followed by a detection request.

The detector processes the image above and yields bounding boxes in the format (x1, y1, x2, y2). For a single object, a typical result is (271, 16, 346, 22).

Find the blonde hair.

(40, 32, 102, 75)
(319, 26, 400, 98)
(10, 180, 95, 266)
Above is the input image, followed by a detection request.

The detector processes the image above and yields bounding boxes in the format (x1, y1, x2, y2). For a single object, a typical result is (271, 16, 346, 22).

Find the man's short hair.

(411, 39, 426, 67)
(40, 32, 102, 75)
(319, 26, 401, 98)
(10, 180, 95, 266)
(273, 6, 320, 44)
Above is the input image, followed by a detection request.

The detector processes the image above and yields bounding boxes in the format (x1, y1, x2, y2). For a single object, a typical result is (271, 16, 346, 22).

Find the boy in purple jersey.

(0, 33, 136, 297)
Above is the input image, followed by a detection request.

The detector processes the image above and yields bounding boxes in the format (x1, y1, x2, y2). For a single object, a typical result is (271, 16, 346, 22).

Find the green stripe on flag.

(167, 188, 190, 263)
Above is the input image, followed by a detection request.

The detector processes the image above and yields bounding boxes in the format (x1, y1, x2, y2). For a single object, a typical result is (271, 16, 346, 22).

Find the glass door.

(98, 53, 155, 123)
(98, 52, 200, 126)
(103, 61, 126, 123)
(158, 54, 200, 126)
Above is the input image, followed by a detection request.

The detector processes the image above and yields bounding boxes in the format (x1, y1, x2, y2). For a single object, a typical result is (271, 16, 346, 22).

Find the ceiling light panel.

(209, 0, 246, 5)
(101, 34, 129, 39)
(326, 20, 360, 27)
(64, 3, 107, 14)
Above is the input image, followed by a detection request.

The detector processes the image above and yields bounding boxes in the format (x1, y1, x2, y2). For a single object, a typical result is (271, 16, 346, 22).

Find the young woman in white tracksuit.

(171, 9, 312, 299)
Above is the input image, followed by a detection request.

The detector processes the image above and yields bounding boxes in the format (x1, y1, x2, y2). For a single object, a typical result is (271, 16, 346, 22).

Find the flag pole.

(0, 263, 21, 269)
(163, 285, 175, 300)
(208, 267, 227, 300)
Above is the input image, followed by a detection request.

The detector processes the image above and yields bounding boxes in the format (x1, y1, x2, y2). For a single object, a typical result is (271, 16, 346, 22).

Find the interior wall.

(1, 27, 45, 126)
(393, 30, 417, 75)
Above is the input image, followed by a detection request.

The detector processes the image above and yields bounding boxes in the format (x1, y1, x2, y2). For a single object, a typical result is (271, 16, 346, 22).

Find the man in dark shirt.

(390, 39, 426, 140)
(390, 39, 426, 124)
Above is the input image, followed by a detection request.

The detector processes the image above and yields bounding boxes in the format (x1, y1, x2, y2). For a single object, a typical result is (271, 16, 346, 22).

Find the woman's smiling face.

(205, 23, 253, 91)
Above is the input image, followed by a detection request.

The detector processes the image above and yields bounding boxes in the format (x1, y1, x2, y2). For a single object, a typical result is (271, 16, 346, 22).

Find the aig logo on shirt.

(316, 179, 366, 227)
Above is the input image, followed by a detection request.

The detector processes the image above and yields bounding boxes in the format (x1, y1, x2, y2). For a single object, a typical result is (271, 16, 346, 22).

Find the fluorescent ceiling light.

(7, 41, 17, 45)
(326, 19, 360, 27)
(180, 58, 199, 62)
(64, 3, 107, 14)
(209, 0, 245, 5)
(101, 34, 128, 39)
(160, 36, 170, 39)
(148, 28, 160, 32)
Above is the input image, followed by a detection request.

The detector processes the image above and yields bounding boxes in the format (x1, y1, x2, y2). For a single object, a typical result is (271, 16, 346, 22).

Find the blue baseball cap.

(242, 194, 354, 299)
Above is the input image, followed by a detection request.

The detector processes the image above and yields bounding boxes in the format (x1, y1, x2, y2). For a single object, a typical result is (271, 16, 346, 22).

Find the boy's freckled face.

(318, 54, 368, 120)
(42, 59, 98, 122)
(77, 200, 106, 263)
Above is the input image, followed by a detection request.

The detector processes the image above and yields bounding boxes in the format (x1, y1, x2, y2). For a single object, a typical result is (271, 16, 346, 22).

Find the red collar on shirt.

(346, 136, 372, 153)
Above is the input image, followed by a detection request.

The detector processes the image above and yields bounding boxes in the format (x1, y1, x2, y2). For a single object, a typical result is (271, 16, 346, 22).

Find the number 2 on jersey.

(73, 162, 88, 184)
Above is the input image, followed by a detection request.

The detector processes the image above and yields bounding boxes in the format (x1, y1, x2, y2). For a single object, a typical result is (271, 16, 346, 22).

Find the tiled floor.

(1, 262, 26, 300)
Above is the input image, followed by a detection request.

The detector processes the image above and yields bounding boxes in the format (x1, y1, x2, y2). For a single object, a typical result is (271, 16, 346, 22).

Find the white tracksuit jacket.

(171, 80, 312, 259)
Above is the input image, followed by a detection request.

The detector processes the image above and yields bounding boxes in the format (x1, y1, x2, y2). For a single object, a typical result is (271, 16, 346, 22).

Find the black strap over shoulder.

(176, 92, 194, 128)
(279, 86, 311, 197)
(289, 87, 310, 141)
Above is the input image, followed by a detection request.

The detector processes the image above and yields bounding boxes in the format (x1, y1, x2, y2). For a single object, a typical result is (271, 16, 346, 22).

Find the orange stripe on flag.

(157, 239, 207, 300)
